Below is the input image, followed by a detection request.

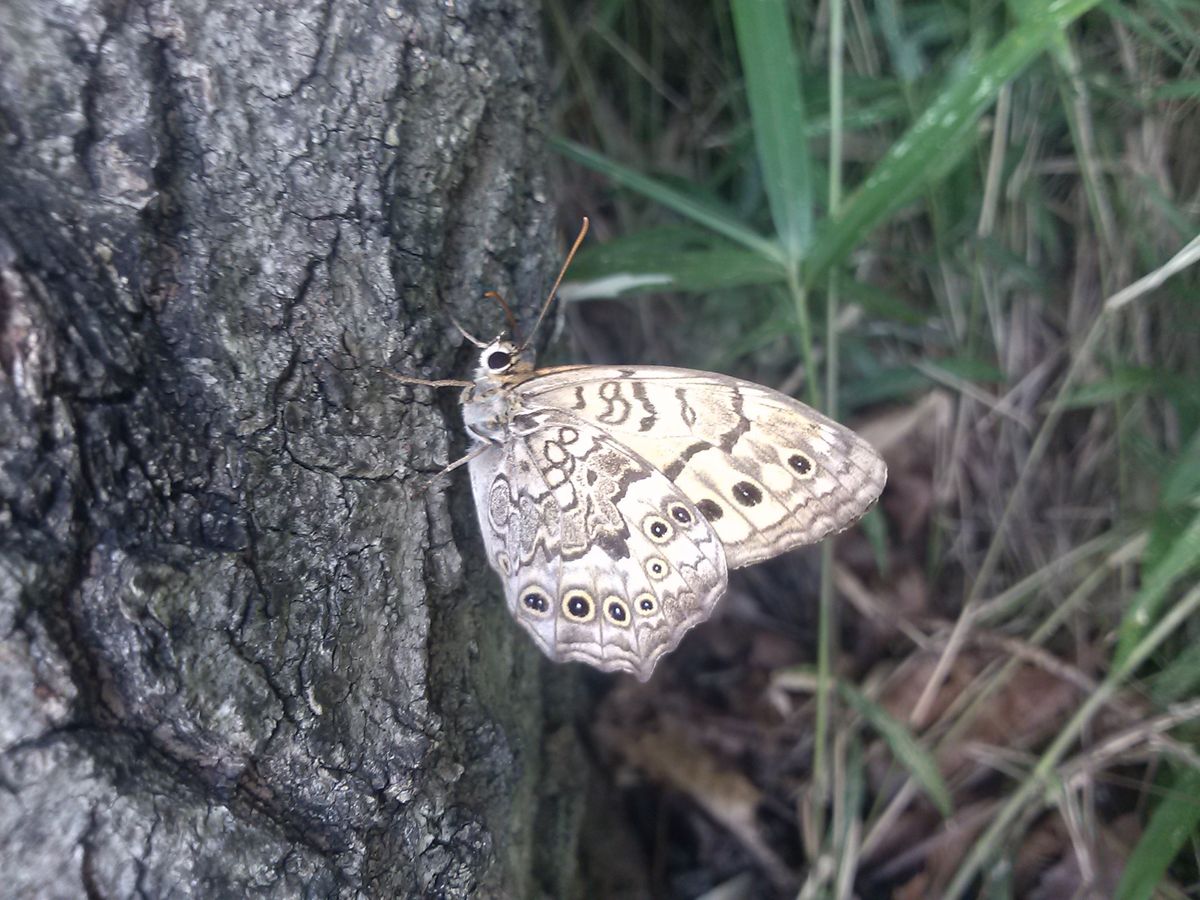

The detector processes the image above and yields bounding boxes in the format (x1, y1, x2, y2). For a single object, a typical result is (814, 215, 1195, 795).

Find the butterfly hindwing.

(468, 414, 728, 681)
(516, 367, 887, 568)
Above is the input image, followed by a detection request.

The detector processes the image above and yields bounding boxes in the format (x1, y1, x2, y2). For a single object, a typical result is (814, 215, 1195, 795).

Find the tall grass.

(546, 0, 1200, 896)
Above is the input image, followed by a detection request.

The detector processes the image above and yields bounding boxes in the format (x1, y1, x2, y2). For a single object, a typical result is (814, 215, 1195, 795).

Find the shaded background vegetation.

(538, 0, 1200, 897)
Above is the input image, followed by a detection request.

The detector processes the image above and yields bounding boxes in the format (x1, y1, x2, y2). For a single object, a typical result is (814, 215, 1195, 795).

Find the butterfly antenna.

(483, 290, 520, 340)
(448, 313, 488, 348)
(518, 217, 589, 352)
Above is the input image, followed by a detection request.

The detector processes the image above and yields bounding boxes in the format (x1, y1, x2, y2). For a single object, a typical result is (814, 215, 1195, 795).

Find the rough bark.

(0, 0, 585, 896)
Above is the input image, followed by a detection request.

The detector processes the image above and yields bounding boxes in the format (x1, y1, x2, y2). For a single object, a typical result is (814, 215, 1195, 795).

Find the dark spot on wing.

(594, 532, 630, 560)
(789, 452, 814, 475)
(733, 481, 762, 506)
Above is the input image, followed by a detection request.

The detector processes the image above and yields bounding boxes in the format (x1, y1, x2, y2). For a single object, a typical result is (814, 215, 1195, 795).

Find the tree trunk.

(0, 1, 585, 895)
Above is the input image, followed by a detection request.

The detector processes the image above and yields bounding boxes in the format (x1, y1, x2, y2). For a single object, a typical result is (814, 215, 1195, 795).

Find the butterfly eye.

(602, 596, 631, 627)
(562, 590, 596, 623)
(643, 515, 673, 543)
(520, 588, 552, 618)
(487, 350, 512, 370)
(635, 593, 658, 615)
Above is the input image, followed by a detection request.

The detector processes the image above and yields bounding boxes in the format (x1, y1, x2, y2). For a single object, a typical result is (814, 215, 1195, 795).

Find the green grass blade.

(838, 681, 953, 817)
(1114, 766, 1200, 900)
(876, 0, 924, 83)
(1161, 429, 1200, 509)
(560, 226, 786, 298)
(832, 736, 867, 895)
(1062, 366, 1200, 409)
(1114, 509, 1200, 669)
(551, 137, 784, 263)
(730, 0, 814, 262)
(803, 0, 1106, 285)
(1148, 640, 1200, 706)
(1150, 79, 1200, 100)
(841, 278, 930, 326)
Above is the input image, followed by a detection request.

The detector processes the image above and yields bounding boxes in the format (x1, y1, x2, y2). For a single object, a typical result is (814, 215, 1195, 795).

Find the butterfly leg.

(386, 372, 473, 389)
(409, 442, 492, 496)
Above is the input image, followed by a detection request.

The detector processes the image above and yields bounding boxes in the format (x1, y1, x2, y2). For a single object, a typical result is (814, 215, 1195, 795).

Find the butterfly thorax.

(461, 338, 538, 443)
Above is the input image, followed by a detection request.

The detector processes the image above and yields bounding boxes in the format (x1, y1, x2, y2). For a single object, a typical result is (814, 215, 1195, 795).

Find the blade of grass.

(1114, 509, 1200, 669)
(802, 0, 1106, 285)
(837, 681, 953, 818)
(551, 137, 785, 263)
(1115, 765, 1200, 900)
(1150, 640, 1200, 707)
(1161, 429, 1200, 508)
(833, 734, 865, 900)
(560, 226, 786, 297)
(876, 0, 924, 83)
(808, 0, 848, 861)
(730, 0, 815, 263)
(1103, 0, 1200, 64)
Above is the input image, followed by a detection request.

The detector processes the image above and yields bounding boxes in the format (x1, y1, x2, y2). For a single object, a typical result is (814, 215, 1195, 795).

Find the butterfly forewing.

(515, 367, 887, 568)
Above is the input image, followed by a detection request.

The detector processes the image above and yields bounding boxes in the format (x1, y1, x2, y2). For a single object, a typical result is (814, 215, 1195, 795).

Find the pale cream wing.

(468, 414, 728, 681)
(515, 367, 886, 568)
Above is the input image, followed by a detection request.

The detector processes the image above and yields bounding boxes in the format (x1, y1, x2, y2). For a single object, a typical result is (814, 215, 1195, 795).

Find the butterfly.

(393, 219, 886, 681)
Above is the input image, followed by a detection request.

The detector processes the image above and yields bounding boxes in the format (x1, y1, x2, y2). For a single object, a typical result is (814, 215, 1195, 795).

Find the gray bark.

(0, 0, 586, 896)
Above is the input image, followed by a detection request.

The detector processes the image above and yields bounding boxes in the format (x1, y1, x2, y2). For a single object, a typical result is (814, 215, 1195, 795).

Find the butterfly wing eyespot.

(644, 557, 670, 580)
(669, 504, 692, 524)
(519, 587, 552, 618)
(634, 593, 658, 615)
(642, 514, 673, 543)
(562, 590, 596, 623)
(602, 596, 632, 627)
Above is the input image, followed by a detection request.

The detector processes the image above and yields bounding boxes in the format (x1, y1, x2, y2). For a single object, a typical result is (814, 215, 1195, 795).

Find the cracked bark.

(0, 0, 587, 896)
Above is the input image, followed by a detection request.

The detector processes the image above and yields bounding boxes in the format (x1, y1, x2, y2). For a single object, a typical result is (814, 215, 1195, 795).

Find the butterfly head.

(467, 217, 590, 384)
(476, 338, 533, 380)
